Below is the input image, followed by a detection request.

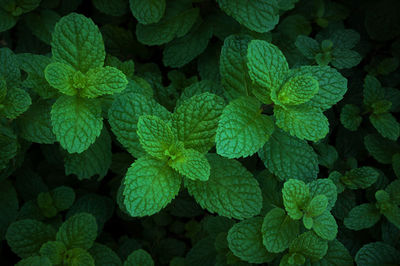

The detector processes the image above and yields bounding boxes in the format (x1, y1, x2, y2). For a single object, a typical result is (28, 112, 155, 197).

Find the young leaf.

(282, 179, 310, 220)
(44, 62, 77, 96)
(169, 149, 210, 181)
(289, 231, 328, 261)
(278, 75, 319, 105)
(312, 211, 338, 240)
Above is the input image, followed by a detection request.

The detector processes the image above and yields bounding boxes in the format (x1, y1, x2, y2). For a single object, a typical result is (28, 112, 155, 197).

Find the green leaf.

(171, 93, 225, 153)
(51, 96, 103, 154)
(64, 128, 112, 180)
(1, 87, 32, 119)
(331, 49, 362, 69)
(364, 134, 399, 164)
(16, 256, 52, 266)
(216, 96, 274, 158)
(220, 35, 254, 100)
(169, 149, 210, 181)
(382, 205, 400, 229)
(274, 104, 329, 142)
(6, 219, 56, 258)
(282, 179, 310, 219)
(92, 0, 128, 16)
(227, 217, 276, 264)
(306, 195, 328, 218)
(0, 9, 17, 33)
(64, 248, 95, 266)
(124, 249, 154, 266)
(355, 242, 400, 266)
(81, 66, 128, 98)
(308, 239, 353, 266)
(123, 156, 182, 217)
(56, 213, 98, 250)
(16, 100, 56, 144)
(262, 207, 299, 253)
(287, 66, 348, 111)
(344, 203, 381, 230)
(386, 180, 400, 205)
(363, 75, 384, 107)
(217, 0, 279, 33)
(25, 9, 60, 44)
(39, 241, 66, 265)
(258, 128, 319, 182)
(163, 22, 213, 68)
(289, 231, 328, 261)
(129, 0, 165, 24)
(136, 5, 199, 45)
(312, 211, 338, 240)
(51, 13, 105, 73)
(51, 186, 76, 211)
(370, 112, 400, 141)
(247, 40, 289, 93)
(89, 243, 122, 266)
(17, 53, 58, 99)
(278, 75, 319, 105)
(108, 93, 171, 158)
(0, 47, 20, 88)
(295, 35, 320, 60)
(137, 115, 175, 159)
(308, 179, 337, 210)
(185, 154, 262, 219)
(341, 167, 379, 190)
(340, 104, 362, 131)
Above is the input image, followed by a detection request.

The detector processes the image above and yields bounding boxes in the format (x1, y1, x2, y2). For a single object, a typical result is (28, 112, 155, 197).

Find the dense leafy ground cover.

(1, 0, 400, 265)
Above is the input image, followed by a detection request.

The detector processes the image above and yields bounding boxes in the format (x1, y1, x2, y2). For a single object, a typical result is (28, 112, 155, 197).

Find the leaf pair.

(247, 40, 347, 142)
(44, 13, 128, 154)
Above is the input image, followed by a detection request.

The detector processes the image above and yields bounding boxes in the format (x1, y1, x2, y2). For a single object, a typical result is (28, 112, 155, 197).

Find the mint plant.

(1, 0, 400, 265)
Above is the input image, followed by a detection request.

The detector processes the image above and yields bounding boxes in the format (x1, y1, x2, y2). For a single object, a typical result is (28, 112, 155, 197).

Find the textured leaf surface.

(0, 47, 20, 88)
(227, 217, 275, 264)
(217, 0, 279, 33)
(306, 240, 352, 266)
(123, 156, 182, 217)
(278, 75, 319, 105)
(124, 249, 154, 266)
(16, 256, 52, 266)
(216, 96, 274, 158)
(262, 207, 299, 253)
(289, 231, 328, 261)
(130, 0, 165, 24)
(81, 66, 128, 98)
(170, 149, 210, 181)
(6, 219, 56, 258)
(364, 134, 399, 164)
(313, 211, 338, 240)
(93, 0, 127, 16)
(137, 115, 175, 159)
(39, 241, 66, 265)
(89, 243, 122, 266)
(172, 93, 225, 153)
(287, 66, 348, 111)
(308, 179, 337, 210)
(136, 5, 199, 45)
(341, 167, 379, 190)
(185, 154, 262, 219)
(282, 179, 310, 220)
(51, 13, 105, 73)
(370, 113, 399, 141)
(1, 87, 32, 119)
(344, 203, 381, 230)
(258, 128, 319, 182)
(64, 248, 95, 266)
(274, 105, 329, 142)
(340, 104, 362, 131)
(56, 213, 98, 250)
(44, 62, 77, 96)
(355, 242, 400, 266)
(108, 93, 171, 158)
(163, 22, 213, 68)
(247, 40, 289, 92)
(51, 96, 103, 154)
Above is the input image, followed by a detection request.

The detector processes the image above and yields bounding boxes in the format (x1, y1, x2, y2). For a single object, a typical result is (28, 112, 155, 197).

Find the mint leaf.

(185, 154, 262, 219)
(108, 93, 171, 158)
(282, 179, 310, 220)
(169, 149, 210, 181)
(344, 203, 381, 230)
(258, 128, 319, 182)
(171, 93, 225, 153)
(216, 96, 274, 158)
(123, 156, 182, 217)
(39, 241, 66, 265)
(370, 112, 400, 141)
(340, 104, 362, 131)
(289, 231, 328, 261)
(278, 75, 319, 105)
(51, 96, 103, 153)
(262, 207, 299, 253)
(56, 213, 98, 250)
(356, 242, 400, 266)
(227, 217, 275, 264)
(124, 249, 154, 266)
(312, 211, 338, 240)
(217, 0, 279, 33)
(129, 0, 166, 25)
(44, 62, 77, 96)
